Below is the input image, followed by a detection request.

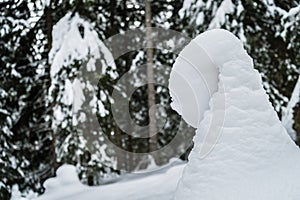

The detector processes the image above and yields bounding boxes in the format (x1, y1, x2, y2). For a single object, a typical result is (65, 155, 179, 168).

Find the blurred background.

(0, 0, 299, 199)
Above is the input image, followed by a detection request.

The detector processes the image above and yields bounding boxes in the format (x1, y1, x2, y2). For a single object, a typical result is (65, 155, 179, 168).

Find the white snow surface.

(169, 32, 218, 127)
(34, 161, 185, 200)
(282, 76, 300, 140)
(169, 29, 300, 200)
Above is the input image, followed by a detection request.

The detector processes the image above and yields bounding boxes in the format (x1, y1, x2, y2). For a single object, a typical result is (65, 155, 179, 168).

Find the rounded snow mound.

(194, 29, 253, 67)
(43, 165, 81, 192)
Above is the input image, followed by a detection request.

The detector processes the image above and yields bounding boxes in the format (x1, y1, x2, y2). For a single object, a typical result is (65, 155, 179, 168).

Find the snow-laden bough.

(169, 29, 300, 200)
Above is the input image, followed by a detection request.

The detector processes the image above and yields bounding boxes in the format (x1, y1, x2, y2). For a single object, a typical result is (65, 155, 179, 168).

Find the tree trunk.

(294, 103, 300, 146)
(145, 0, 159, 164)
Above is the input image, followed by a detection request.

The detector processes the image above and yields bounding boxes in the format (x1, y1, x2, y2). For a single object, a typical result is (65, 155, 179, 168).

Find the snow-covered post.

(170, 29, 300, 200)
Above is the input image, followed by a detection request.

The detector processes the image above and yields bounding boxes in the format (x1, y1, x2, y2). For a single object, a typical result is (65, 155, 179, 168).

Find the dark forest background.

(0, 0, 299, 199)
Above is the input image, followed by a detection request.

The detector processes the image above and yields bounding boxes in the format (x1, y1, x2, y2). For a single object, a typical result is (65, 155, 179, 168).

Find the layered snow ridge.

(170, 29, 300, 200)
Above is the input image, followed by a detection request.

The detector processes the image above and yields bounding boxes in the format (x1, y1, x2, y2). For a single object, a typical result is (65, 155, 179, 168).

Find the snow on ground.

(169, 29, 300, 200)
(34, 160, 185, 200)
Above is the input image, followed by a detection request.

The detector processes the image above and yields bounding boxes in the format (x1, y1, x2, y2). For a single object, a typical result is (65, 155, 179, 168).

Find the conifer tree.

(0, 0, 56, 198)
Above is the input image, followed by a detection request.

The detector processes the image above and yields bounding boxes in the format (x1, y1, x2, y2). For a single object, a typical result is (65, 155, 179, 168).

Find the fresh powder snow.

(169, 29, 300, 200)
(34, 161, 185, 200)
